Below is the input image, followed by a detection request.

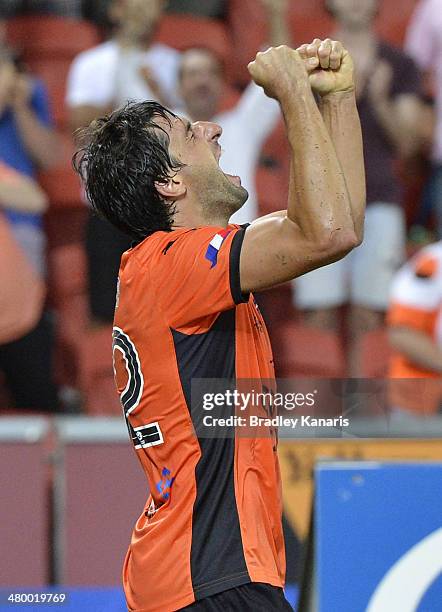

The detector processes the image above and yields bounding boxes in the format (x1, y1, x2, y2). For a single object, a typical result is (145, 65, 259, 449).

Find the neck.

(172, 202, 229, 229)
(116, 30, 153, 50)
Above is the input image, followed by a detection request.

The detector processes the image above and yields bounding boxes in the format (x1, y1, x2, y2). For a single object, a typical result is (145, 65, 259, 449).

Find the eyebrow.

(182, 119, 193, 136)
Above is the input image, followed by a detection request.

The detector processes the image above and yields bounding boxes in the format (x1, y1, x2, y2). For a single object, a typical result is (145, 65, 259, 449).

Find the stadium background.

(1, 1, 442, 610)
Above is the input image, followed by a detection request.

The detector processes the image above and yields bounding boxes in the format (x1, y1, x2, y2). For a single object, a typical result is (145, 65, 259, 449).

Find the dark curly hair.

(73, 101, 185, 241)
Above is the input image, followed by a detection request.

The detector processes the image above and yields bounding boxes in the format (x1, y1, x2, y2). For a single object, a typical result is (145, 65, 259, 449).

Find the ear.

(155, 175, 186, 200)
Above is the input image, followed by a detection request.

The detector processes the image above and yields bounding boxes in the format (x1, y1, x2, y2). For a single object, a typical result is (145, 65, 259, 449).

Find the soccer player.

(74, 40, 365, 611)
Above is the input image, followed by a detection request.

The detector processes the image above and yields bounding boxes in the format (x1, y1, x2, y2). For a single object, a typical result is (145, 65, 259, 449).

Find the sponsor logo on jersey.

(205, 229, 231, 268)
(130, 421, 164, 450)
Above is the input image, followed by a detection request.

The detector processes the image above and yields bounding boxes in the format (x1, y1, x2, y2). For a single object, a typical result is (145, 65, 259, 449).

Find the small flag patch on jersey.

(205, 229, 231, 268)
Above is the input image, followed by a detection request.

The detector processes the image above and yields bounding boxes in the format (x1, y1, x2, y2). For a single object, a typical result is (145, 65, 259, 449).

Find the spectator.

(0, 46, 59, 411)
(66, 0, 181, 324)
(0, 46, 58, 276)
(388, 241, 442, 415)
(405, 0, 442, 236)
(177, 0, 290, 225)
(293, 0, 424, 376)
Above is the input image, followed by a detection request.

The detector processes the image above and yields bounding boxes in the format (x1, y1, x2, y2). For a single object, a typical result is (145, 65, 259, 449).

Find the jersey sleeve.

(144, 226, 249, 329)
(388, 250, 441, 334)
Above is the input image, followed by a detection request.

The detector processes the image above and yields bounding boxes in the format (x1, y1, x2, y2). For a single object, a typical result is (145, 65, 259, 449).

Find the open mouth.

(213, 146, 242, 187)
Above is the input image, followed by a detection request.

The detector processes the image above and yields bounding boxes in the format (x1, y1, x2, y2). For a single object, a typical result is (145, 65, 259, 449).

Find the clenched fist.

(297, 39, 355, 96)
(247, 45, 310, 101)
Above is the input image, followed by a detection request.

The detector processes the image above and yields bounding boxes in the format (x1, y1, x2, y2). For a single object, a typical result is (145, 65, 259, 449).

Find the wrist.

(319, 86, 356, 101)
(278, 80, 312, 105)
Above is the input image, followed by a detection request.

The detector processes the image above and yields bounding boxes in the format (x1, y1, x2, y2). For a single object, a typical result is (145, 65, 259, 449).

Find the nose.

(193, 121, 222, 143)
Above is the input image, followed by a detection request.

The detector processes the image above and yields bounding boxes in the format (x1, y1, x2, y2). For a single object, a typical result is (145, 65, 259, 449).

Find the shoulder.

(128, 228, 196, 266)
(130, 226, 241, 268)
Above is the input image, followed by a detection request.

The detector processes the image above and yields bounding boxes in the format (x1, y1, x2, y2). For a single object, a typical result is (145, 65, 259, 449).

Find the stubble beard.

(192, 165, 248, 225)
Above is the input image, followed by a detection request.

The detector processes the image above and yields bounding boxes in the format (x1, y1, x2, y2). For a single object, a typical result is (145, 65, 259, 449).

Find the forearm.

(13, 105, 59, 169)
(319, 90, 366, 241)
(390, 327, 442, 374)
(281, 86, 356, 246)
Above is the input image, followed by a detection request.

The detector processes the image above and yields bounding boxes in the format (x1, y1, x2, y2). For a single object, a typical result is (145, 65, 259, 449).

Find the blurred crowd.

(1, 0, 442, 417)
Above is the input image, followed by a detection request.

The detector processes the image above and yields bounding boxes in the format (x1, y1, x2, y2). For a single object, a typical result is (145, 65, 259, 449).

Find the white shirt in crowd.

(405, 0, 442, 163)
(216, 83, 280, 225)
(66, 39, 181, 111)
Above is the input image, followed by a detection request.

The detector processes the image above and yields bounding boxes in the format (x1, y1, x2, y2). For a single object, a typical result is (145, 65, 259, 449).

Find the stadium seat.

(359, 328, 392, 379)
(5, 16, 100, 60)
(78, 326, 121, 415)
(6, 17, 100, 128)
(275, 322, 346, 378)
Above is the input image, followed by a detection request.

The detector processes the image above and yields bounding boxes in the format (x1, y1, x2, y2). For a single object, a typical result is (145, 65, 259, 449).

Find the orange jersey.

(388, 241, 442, 413)
(113, 225, 285, 611)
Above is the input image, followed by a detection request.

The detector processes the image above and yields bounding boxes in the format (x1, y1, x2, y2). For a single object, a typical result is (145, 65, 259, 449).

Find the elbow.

(319, 228, 361, 262)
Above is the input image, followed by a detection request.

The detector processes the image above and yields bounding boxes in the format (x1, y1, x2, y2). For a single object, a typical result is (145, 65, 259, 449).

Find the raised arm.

(240, 42, 364, 293)
(298, 39, 365, 242)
